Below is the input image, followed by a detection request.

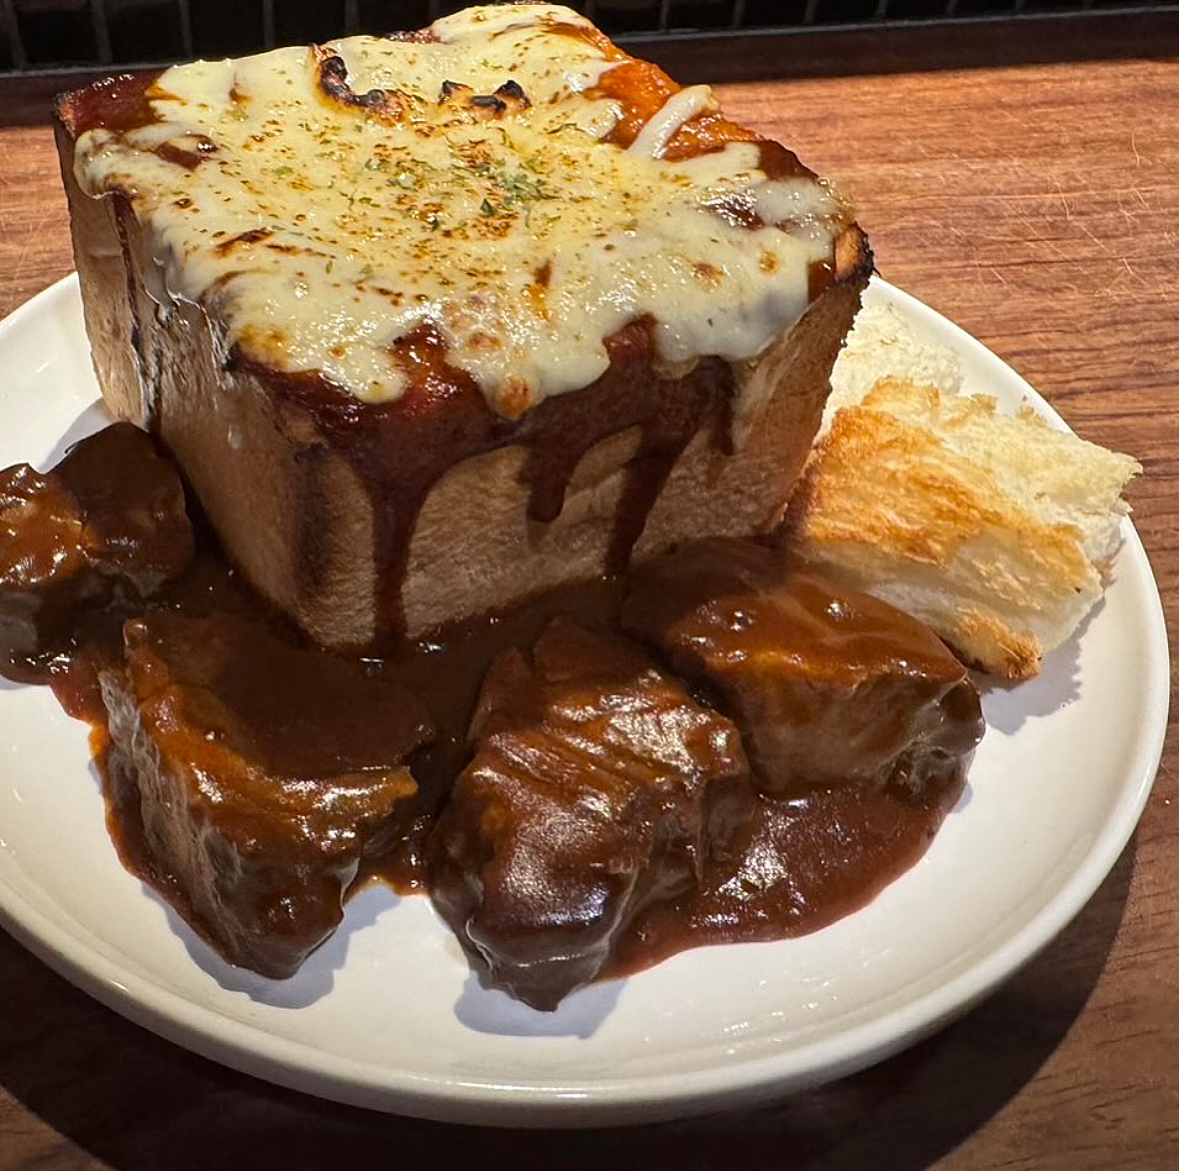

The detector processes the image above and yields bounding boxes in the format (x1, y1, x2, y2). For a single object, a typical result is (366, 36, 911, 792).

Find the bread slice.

(825, 298, 963, 428)
(54, 4, 870, 649)
(786, 376, 1140, 678)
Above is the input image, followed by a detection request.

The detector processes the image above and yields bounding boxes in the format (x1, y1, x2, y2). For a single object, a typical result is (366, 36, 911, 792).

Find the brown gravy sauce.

(57, 72, 164, 137)
(33, 518, 964, 982)
(608, 775, 961, 978)
(380, 568, 968, 992)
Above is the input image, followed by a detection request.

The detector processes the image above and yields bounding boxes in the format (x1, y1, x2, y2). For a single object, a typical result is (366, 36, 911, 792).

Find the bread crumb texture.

(789, 306, 1140, 678)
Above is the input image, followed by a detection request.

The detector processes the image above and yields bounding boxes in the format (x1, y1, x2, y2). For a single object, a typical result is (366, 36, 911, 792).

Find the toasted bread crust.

(786, 377, 1139, 678)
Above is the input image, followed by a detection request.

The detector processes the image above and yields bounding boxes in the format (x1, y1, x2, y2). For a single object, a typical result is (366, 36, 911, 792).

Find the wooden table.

(1, 17, 1177, 1169)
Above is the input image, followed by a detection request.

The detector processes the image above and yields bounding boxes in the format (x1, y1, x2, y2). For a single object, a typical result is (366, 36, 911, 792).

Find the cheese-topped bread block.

(55, 2, 870, 648)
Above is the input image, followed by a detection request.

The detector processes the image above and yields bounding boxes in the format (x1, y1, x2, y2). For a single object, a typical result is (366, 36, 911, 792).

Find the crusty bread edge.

(784, 374, 1139, 679)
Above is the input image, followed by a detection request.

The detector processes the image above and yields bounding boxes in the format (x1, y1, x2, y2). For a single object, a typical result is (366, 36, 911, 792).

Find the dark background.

(1, 0, 1177, 75)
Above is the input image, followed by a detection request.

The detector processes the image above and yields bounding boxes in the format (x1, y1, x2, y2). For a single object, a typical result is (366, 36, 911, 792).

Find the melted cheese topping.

(73, 3, 846, 414)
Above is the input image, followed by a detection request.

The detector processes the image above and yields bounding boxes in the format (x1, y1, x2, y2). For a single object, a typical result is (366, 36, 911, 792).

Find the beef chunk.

(623, 539, 983, 796)
(100, 611, 433, 979)
(0, 423, 193, 682)
(427, 618, 750, 1010)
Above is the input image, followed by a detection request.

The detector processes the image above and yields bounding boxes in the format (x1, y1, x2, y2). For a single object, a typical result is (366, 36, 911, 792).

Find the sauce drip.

(247, 316, 734, 639)
(1, 425, 980, 1008)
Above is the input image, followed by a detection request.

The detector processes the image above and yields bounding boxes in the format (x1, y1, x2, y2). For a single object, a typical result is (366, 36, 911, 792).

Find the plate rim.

(0, 272, 1169, 1127)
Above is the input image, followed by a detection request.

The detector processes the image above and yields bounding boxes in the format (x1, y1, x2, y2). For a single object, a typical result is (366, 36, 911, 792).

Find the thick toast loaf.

(55, 3, 870, 649)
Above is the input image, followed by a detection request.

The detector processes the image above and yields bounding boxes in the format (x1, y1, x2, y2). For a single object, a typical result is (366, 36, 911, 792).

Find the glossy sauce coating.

(0, 422, 193, 691)
(421, 540, 981, 1001)
(607, 771, 964, 978)
(55, 72, 163, 137)
(427, 617, 751, 1009)
(623, 538, 984, 795)
(100, 609, 430, 978)
(1, 426, 980, 1006)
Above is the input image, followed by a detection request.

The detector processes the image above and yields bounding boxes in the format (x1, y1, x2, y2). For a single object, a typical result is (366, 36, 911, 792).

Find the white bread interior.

(787, 373, 1141, 679)
(824, 297, 963, 429)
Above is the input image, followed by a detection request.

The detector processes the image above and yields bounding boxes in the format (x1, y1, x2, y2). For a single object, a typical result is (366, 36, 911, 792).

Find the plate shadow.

(40, 398, 109, 467)
(161, 881, 402, 1010)
(979, 598, 1101, 737)
(453, 969, 623, 1040)
(0, 836, 1137, 1171)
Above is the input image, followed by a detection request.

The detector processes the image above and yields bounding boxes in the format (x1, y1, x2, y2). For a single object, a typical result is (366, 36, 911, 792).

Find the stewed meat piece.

(427, 618, 750, 1010)
(0, 423, 193, 682)
(101, 611, 433, 978)
(623, 539, 984, 796)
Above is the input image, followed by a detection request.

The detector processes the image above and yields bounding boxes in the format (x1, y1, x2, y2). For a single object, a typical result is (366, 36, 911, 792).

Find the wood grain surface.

(1, 23, 1177, 1171)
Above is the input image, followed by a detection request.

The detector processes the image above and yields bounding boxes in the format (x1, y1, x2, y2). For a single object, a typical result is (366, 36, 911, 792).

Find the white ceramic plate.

(0, 275, 1167, 1127)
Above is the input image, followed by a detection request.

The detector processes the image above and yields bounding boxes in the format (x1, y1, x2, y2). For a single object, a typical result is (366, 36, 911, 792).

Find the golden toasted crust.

(786, 377, 1139, 679)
